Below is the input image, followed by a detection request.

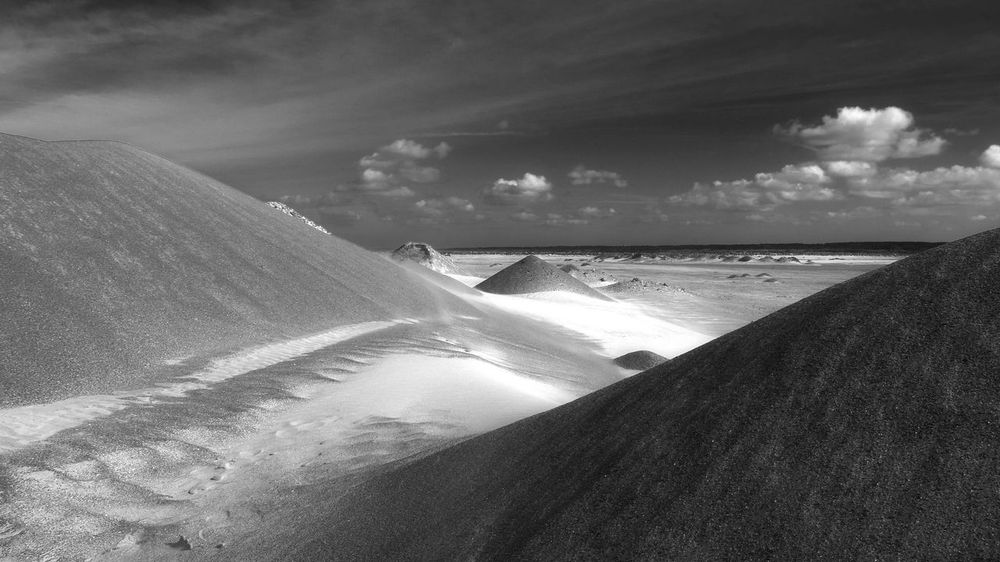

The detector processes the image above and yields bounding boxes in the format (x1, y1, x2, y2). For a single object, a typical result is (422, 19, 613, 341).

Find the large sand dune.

(272, 228, 1000, 560)
(1, 134, 711, 559)
(0, 133, 460, 407)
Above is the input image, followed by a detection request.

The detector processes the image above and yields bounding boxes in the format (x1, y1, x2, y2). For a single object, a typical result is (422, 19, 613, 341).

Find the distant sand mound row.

(391, 241, 468, 275)
(476, 256, 611, 300)
(296, 228, 1000, 560)
(601, 277, 686, 295)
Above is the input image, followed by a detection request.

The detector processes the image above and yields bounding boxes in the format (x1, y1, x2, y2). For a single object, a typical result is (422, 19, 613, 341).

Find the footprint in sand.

(184, 460, 236, 495)
(0, 521, 25, 542)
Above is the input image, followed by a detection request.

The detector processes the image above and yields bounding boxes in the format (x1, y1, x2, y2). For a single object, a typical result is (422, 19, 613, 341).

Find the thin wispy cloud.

(568, 166, 628, 188)
(2, 1, 998, 245)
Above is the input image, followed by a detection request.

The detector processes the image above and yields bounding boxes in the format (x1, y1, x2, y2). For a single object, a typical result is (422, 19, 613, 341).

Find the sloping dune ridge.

(0, 133, 457, 407)
(268, 228, 1000, 561)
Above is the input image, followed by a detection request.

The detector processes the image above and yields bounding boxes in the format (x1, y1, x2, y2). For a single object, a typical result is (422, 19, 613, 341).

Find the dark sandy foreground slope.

(0, 133, 458, 407)
(264, 228, 1000, 561)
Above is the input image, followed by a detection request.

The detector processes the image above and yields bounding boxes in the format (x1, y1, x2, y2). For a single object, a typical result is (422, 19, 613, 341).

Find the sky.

(3, 0, 1000, 249)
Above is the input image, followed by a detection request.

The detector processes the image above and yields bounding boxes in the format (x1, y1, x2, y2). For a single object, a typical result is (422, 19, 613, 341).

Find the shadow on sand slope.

(0, 301, 627, 559)
(0, 132, 464, 407)
(272, 227, 1000, 561)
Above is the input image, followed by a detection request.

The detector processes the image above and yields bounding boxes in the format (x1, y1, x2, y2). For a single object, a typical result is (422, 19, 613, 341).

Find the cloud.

(397, 162, 441, 183)
(360, 168, 392, 190)
(349, 138, 452, 194)
(822, 206, 885, 221)
(823, 160, 878, 178)
(506, 205, 615, 226)
(543, 213, 589, 227)
(568, 165, 627, 188)
(483, 173, 553, 205)
(777, 106, 945, 162)
(668, 164, 840, 211)
(638, 208, 671, 223)
(380, 139, 451, 160)
(980, 145, 1000, 168)
(277, 192, 347, 206)
(854, 166, 1000, 206)
(577, 206, 617, 218)
(411, 197, 476, 223)
(378, 186, 416, 198)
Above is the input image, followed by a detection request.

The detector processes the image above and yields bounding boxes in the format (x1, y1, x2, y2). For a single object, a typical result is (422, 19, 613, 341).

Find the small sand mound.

(755, 273, 773, 277)
(600, 278, 686, 295)
(738, 255, 753, 262)
(391, 242, 468, 275)
(601, 277, 648, 293)
(613, 350, 668, 370)
(763, 277, 780, 283)
(559, 264, 580, 273)
(727, 273, 752, 279)
(475, 256, 611, 300)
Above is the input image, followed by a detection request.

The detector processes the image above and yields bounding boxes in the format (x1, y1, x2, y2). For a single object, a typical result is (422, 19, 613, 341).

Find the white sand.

(469, 290, 712, 360)
(178, 354, 575, 492)
(446, 273, 487, 286)
(0, 321, 395, 453)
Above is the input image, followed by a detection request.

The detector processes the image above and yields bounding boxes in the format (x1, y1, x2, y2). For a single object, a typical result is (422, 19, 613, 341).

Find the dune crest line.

(0, 320, 398, 453)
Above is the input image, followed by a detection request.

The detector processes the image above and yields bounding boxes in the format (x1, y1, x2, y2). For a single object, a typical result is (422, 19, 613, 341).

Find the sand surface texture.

(0, 134, 904, 559)
(0, 133, 459, 407)
(476, 255, 612, 301)
(282, 229, 1000, 561)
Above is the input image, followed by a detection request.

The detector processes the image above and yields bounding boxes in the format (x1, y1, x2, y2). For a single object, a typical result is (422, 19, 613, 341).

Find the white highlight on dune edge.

(470, 290, 713, 359)
(0, 321, 396, 454)
(190, 354, 577, 486)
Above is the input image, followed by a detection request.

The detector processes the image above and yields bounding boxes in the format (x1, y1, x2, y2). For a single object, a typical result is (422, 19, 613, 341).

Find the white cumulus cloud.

(352, 138, 451, 194)
(860, 166, 1000, 206)
(483, 173, 554, 205)
(668, 164, 840, 211)
(980, 145, 1000, 168)
(380, 139, 451, 160)
(824, 160, 878, 178)
(777, 106, 945, 162)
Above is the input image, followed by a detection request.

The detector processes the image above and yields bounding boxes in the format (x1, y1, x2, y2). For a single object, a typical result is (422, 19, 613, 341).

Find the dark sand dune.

(476, 255, 611, 300)
(390, 241, 467, 275)
(270, 228, 1000, 561)
(0, 133, 458, 407)
(613, 350, 667, 370)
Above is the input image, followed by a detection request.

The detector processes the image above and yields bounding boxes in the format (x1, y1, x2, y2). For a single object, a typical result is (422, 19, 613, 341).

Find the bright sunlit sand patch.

(0, 321, 396, 453)
(148, 353, 577, 508)
(471, 290, 712, 360)
(446, 273, 486, 286)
